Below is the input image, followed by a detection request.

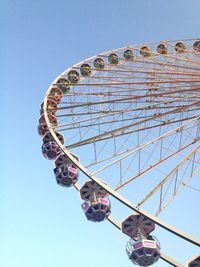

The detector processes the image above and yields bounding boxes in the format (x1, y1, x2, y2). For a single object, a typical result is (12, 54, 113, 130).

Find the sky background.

(1, 1, 200, 267)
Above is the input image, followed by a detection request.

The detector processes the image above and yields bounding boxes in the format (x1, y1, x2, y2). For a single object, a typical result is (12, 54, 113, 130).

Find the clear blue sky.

(1, 1, 200, 267)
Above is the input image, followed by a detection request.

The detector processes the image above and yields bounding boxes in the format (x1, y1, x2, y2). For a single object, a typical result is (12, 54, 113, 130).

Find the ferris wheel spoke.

(57, 108, 200, 133)
(92, 67, 199, 78)
(115, 123, 199, 190)
(59, 83, 200, 104)
(57, 116, 198, 146)
(80, 67, 200, 77)
(155, 150, 200, 215)
(156, 162, 200, 217)
(59, 79, 200, 88)
(90, 116, 200, 176)
(114, 58, 200, 72)
(137, 143, 200, 209)
(57, 95, 199, 132)
(65, 104, 200, 149)
(58, 94, 200, 116)
(66, 72, 200, 82)
(113, 137, 199, 194)
(150, 50, 200, 68)
(120, 51, 200, 72)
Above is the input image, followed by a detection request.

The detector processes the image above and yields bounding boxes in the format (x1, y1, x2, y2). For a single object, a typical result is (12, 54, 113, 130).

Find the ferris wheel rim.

(42, 38, 200, 266)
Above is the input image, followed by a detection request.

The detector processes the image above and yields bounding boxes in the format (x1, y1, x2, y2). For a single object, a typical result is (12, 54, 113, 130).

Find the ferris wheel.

(38, 39, 200, 266)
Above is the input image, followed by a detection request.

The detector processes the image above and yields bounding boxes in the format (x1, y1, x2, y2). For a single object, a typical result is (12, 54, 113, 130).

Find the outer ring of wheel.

(43, 40, 200, 266)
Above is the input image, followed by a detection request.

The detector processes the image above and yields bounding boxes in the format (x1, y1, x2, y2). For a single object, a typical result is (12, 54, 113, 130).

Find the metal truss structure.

(39, 39, 200, 266)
